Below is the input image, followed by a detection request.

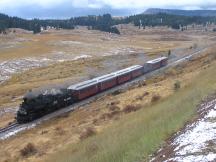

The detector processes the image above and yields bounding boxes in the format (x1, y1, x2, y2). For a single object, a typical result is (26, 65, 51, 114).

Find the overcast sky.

(1, 0, 216, 19)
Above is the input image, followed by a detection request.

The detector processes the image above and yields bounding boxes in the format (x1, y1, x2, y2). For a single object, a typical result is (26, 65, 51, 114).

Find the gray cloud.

(0, 0, 216, 18)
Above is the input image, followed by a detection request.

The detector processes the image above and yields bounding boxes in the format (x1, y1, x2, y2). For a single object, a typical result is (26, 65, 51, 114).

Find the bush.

(168, 50, 171, 57)
(109, 105, 120, 111)
(100, 110, 121, 120)
(20, 143, 37, 157)
(174, 81, 181, 90)
(55, 127, 65, 135)
(151, 95, 161, 103)
(123, 104, 142, 113)
(136, 92, 149, 100)
(112, 90, 124, 96)
(80, 127, 96, 140)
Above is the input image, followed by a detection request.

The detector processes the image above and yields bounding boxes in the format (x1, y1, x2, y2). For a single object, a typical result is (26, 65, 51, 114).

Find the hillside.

(144, 8, 216, 17)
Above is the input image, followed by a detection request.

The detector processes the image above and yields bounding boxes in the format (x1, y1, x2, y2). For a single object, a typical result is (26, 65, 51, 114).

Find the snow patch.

(167, 104, 216, 162)
(102, 47, 142, 56)
(0, 54, 92, 83)
(0, 107, 18, 116)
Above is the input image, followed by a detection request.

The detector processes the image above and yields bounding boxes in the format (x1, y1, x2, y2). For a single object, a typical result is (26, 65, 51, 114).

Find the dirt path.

(151, 94, 216, 162)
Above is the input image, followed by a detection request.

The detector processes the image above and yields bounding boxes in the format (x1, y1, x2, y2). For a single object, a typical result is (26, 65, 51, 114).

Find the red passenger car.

(146, 58, 162, 70)
(129, 65, 143, 78)
(160, 57, 168, 66)
(94, 73, 117, 91)
(68, 80, 99, 100)
(115, 69, 132, 84)
(145, 57, 168, 71)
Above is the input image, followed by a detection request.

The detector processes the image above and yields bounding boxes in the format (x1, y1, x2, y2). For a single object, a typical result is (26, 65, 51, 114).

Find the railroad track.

(0, 44, 213, 140)
(0, 122, 19, 134)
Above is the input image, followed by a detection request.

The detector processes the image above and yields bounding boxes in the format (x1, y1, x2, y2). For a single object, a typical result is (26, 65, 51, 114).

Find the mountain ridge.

(144, 8, 216, 17)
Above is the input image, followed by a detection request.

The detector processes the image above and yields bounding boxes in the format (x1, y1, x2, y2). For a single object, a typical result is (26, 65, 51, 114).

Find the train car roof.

(115, 68, 131, 75)
(127, 65, 143, 70)
(93, 73, 117, 82)
(114, 65, 142, 75)
(67, 65, 144, 90)
(147, 57, 168, 64)
(68, 79, 98, 90)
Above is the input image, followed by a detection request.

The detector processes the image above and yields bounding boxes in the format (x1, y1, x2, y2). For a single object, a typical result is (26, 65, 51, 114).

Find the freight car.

(16, 57, 168, 123)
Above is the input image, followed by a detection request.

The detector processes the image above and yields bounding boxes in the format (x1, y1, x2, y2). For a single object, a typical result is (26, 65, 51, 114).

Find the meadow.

(47, 55, 216, 162)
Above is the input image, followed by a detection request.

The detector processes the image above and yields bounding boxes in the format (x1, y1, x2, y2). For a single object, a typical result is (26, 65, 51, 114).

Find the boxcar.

(94, 73, 117, 91)
(68, 80, 99, 100)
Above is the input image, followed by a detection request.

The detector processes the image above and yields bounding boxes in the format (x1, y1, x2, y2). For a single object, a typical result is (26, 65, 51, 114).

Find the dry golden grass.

(1, 25, 209, 61)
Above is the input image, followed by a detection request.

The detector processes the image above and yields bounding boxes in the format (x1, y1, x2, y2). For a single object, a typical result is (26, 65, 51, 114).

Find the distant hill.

(144, 8, 216, 17)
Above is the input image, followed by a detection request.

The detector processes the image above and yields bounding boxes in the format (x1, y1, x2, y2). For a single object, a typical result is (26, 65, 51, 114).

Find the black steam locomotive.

(16, 57, 168, 123)
(16, 89, 74, 123)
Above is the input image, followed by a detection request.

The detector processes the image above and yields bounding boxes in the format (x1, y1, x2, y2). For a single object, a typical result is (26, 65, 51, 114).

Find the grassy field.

(1, 26, 216, 162)
(0, 26, 181, 61)
(46, 60, 216, 162)
(0, 51, 215, 162)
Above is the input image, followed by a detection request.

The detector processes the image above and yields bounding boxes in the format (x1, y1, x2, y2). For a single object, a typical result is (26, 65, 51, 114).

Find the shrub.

(151, 95, 161, 103)
(100, 110, 121, 120)
(41, 130, 48, 135)
(109, 105, 121, 111)
(20, 143, 37, 157)
(80, 127, 96, 140)
(55, 127, 65, 135)
(111, 90, 124, 96)
(138, 80, 147, 87)
(136, 92, 149, 100)
(174, 81, 181, 90)
(123, 104, 142, 113)
(108, 100, 120, 106)
(168, 50, 171, 57)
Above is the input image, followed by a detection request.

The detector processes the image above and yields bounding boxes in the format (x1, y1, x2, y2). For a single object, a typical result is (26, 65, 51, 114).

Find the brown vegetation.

(55, 126, 65, 135)
(174, 80, 181, 90)
(123, 104, 142, 113)
(151, 94, 161, 103)
(135, 92, 149, 100)
(80, 127, 96, 140)
(20, 143, 37, 157)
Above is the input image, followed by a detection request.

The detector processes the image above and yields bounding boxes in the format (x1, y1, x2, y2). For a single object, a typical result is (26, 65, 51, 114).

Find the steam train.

(16, 57, 168, 123)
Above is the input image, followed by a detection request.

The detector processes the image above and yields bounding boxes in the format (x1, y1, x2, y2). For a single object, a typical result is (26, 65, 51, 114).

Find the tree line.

(1, 12, 216, 34)
(0, 13, 120, 34)
(123, 13, 216, 29)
